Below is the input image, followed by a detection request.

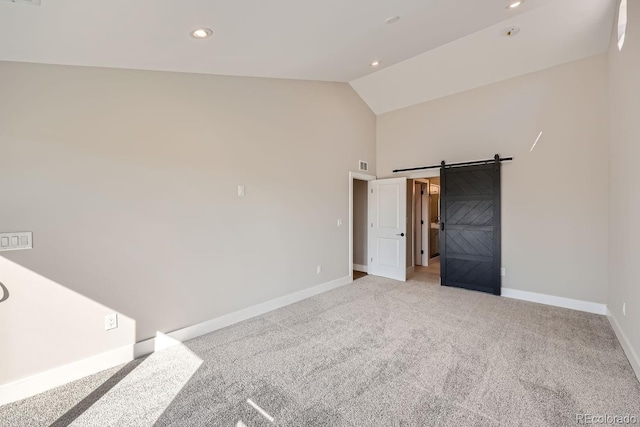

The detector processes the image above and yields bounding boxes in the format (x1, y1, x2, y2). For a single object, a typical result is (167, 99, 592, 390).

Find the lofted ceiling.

(0, 0, 616, 114)
(351, 0, 617, 114)
(0, 0, 557, 83)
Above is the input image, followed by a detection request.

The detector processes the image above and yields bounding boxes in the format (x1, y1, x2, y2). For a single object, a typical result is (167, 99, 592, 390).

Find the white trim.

(0, 275, 352, 405)
(134, 275, 352, 358)
(411, 180, 431, 268)
(350, 172, 376, 181)
(353, 264, 368, 273)
(410, 180, 416, 269)
(607, 308, 640, 381)
(349, 171, 376, 277)
(501, 287, 606, 315)
(396, 170, 440, 180)
(0, 344, 134, 406)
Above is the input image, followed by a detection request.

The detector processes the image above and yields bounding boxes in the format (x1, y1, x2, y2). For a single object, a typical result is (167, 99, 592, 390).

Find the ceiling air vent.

(1, 0, 41, 5)
(359, 160, 368, 172)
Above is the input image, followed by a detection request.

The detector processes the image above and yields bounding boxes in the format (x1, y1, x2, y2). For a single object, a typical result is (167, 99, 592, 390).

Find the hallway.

(408, 256, 440, 284)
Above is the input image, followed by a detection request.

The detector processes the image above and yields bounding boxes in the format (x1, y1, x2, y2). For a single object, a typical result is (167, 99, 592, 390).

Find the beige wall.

(608, 0, 640, 369)
(353, 179, 368, 266)
(0, 257, 136, 385)
(0, 61, 375, 385)
(378, 55, 609, 303)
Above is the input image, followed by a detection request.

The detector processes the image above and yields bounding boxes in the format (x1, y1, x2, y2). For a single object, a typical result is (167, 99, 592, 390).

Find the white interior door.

(368, 178, 407, 281)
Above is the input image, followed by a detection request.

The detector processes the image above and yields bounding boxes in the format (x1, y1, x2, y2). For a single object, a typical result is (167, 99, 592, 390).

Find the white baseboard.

(501, 287, 607, 315)
(134, 275, 352, 358)
(353, 264, 368, 273)
(0, 344, 134, 406)
(607, 308, 640, 381)
(0, 275, 352, 406)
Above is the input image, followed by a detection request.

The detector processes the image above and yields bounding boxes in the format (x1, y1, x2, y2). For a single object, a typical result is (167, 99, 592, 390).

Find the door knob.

(397, 233, 405, 237)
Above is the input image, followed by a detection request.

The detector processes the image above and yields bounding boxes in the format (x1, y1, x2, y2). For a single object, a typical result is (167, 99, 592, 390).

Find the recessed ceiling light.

(506, 1, 523, 8)
(370, 60, 381, 67)
(385, 16, 401, 24)
(190, 28, 213, 39)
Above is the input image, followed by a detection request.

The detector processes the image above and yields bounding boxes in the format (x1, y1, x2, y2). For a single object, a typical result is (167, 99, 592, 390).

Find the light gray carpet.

(2, 275, 639, 426)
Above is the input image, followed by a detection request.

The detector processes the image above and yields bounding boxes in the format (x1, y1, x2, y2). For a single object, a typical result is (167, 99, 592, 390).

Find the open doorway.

(409, 176, 441, 283)
(349, 172, 376, 281)
(353, 178, 368, 280)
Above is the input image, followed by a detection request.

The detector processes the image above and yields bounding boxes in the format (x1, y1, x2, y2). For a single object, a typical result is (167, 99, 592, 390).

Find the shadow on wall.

(0, 256, 136, 391)
(0, 281, 8, 303)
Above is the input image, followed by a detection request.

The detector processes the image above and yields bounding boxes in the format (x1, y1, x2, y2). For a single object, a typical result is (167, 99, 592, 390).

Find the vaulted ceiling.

(351, 0, 616, 114)
(0, 0, 616, 113)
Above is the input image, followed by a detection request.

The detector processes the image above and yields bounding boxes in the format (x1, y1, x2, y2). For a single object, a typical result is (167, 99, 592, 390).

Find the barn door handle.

(396, 233, 405, 237)
(440, 222, 445, 231)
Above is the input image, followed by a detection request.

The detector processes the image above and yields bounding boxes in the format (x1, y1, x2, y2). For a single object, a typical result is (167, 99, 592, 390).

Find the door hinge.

(421, 190, 424, 195)
(421, 220, 424, 225)
(421, 250, 424, 254)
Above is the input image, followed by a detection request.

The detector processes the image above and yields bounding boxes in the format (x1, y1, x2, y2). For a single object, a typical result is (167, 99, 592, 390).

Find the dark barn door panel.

(440, 156, 501, 295)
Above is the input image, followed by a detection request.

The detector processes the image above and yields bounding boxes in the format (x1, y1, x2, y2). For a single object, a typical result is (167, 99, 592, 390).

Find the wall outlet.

(237, 185, 245, 197)
(500, 268, 506, 277)
(105, 313, 118, 331)
(337, 219, 342, 227)
(623, 302, 626, 316)
(316, 265, 322, 274)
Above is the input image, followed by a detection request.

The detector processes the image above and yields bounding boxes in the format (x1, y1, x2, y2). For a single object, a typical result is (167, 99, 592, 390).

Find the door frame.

(413, 179, 430, 267)
(349, 171, 376, 281)
(396, 171, 439, 273)
(354, 170, 441, 282)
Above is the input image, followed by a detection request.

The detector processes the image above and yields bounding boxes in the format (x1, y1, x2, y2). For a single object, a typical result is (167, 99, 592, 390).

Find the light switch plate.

(0, 232, 33, 252)
(238, 185, 245, 197)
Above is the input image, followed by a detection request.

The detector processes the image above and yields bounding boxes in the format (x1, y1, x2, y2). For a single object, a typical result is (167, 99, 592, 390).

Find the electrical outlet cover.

(105, 313, 118, 331)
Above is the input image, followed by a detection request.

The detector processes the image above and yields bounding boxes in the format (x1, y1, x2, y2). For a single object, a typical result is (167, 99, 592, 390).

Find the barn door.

(440, 157, 501, 295)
